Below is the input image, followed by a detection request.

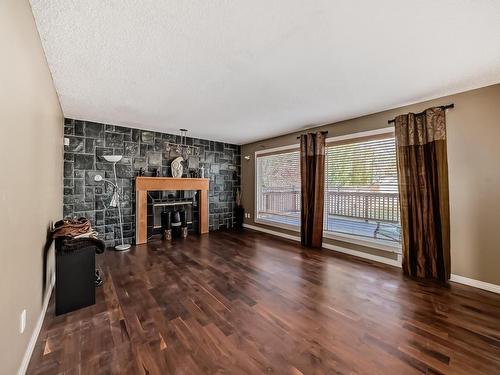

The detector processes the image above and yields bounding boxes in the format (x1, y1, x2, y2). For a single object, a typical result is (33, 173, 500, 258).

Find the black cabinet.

(55, 243, 96, 315)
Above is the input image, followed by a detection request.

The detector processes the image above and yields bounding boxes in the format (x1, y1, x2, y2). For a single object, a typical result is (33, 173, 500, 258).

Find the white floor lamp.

(94, 155, 131, 251)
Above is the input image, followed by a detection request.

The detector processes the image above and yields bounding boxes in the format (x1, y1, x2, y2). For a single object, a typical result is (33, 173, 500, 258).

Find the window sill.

(323, 231, 402, 254)
(254, 218, 300, 232)
(252, 219, 401, 254)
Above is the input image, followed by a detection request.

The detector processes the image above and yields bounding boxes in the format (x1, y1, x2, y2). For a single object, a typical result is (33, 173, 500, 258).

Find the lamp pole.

(112, 161, 127, 250)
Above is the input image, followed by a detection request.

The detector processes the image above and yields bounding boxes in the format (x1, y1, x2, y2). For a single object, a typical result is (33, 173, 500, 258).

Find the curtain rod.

(296, 130, 328, 139)
(388, 104, 454, 124)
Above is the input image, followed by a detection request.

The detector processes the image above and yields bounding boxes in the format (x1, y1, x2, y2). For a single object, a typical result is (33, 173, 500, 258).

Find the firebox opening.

(146, 190, 199, 239)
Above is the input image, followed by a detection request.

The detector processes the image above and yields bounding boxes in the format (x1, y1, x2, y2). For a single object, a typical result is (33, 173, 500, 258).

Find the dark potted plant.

(235, 189, 245, 228)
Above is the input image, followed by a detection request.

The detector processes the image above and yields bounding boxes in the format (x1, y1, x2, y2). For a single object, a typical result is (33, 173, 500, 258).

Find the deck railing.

(258, 190, 301, 217)
(259, 189, 400, 223)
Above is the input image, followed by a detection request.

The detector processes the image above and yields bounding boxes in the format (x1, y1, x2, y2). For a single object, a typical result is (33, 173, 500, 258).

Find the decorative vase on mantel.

(171, 156, 184, 178)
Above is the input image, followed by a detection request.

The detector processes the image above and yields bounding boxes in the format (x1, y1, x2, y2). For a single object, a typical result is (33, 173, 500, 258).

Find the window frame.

(252, 128, 402, 254)
(323, 127, 402, 253)
(254, 144, 301, 231)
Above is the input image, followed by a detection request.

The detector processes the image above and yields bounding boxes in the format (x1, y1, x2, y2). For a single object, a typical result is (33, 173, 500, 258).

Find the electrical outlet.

(20, 309, 26, 334)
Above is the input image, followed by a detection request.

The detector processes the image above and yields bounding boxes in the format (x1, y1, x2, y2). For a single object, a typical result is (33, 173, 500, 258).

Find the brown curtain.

(395, 107, 450, 282)
(300, 132, 326, 248)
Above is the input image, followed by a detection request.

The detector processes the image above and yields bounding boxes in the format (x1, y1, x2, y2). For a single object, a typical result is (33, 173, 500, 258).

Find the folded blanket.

(57, 236, 105, 254)
(52, 217, 91, 238)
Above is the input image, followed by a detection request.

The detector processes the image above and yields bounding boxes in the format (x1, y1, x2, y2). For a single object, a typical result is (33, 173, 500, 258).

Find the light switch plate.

(20, 309, 26, 334)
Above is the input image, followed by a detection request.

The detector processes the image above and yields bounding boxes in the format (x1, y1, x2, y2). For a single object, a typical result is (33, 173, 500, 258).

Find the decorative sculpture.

(171, 156, 184, 178)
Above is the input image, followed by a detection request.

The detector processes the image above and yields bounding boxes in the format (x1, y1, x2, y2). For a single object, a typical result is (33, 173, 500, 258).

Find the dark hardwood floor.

(27, 229, 500, 374)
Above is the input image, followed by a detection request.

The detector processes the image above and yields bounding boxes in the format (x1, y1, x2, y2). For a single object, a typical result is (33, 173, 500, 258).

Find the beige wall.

(242, 83, 500, 285)
(0, 1, 63, 374)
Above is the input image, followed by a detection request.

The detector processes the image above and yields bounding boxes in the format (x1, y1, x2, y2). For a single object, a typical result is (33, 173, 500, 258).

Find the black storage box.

(55, 240, 96, 315)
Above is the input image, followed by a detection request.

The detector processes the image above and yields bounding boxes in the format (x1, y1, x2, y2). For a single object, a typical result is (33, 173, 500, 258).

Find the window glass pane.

(256, 150, 300, 227)
(324, 136, 401, 243)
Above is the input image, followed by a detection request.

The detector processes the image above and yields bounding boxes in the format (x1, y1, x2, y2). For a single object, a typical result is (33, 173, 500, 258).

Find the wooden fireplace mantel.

(135, 177, 209, 244)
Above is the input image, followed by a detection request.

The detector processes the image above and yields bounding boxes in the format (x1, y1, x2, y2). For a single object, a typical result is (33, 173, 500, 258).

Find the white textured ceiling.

(30, 0, 500, 144)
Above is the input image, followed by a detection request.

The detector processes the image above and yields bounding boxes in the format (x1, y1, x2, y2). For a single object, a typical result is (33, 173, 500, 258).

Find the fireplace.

(147, 190, 198, 238)
(135, 177, 209, 244)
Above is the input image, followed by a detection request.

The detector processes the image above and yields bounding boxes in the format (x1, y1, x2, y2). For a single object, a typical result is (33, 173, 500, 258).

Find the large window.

(254, 130, 401, 250)
(324, 133, 401, 245)
(256, 150, 300, 228)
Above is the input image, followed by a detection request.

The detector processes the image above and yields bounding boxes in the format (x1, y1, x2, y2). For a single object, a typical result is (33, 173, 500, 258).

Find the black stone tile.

(132, 129, 140, 142)
(74, 120, 84, 136)
(74, 202, 93, 211)
(114, 126, 131, 134)
(64, 162, 73, 178)
(95, 199, 106, 210)
(74, 170, 84, 178)
(95, 211, 105, 225)
(84, 122, 104, 138)
(141, 131, 154, 144)
(116, 164, 133, 178)
(74, 154, 94, 170)
(85, 138, 95, 153)
(63, 204, 73, 217)
(85, 187, 94, 202)
(64, 195, 84, 204)
(66, 136, 84, 152)
(215, 142, 224, 152)
(105, 132, 124, 148)
(133, 157, 147, 170)
(105, 217, 119, 225)
(147, 151, 162, 167)
(74, 179, 84, 195)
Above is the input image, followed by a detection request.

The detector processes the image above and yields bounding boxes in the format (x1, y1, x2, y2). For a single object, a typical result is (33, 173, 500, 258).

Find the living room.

(2, 1, 500, 374)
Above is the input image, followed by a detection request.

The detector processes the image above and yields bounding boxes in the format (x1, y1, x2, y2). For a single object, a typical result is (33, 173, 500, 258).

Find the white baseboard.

(17, 273, 55, 375)
(243, 223, 402, 267)
(450, 274, 500, 294)
(243, 223, 500, 294)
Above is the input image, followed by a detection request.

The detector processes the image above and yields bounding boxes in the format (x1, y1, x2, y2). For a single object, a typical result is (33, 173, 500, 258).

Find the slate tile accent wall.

(63, 118, 241, 246)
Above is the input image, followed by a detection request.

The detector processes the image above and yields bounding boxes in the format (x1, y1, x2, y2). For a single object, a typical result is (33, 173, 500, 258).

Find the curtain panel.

(395, 107, 451, 281)
(300, 132, 326, 248)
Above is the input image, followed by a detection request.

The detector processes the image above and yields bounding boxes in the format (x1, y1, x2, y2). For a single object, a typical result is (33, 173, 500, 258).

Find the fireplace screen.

(153, 201, 193, 228)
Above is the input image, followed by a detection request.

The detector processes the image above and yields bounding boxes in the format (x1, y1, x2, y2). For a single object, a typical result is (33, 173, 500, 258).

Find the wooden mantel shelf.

(135, 177, 210, 244)
(135, 177, 209, 191)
